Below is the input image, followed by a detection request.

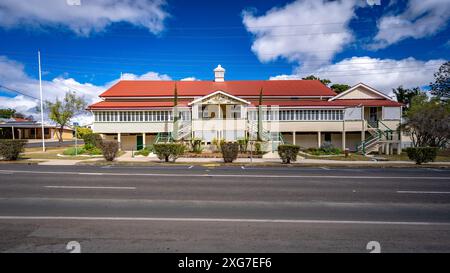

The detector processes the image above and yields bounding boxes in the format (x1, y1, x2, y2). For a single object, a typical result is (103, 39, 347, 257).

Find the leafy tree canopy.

(430, 61, 449, 99)
(45, 91, 87, 142)
(401, 94, 450, 148)
(330, 84, 351, 94)
(393, 86, 422, 111)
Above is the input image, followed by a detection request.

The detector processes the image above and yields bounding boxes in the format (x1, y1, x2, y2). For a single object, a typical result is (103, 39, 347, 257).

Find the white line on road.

(0, 215, 448, 226)
(320, 167, 330, 170)
(1, 169, 449, 180)
(78, 172, 104, 175)
(397, 190, 450, 194)
(188, 166, 194, 169)
(44, 186, 136, 190)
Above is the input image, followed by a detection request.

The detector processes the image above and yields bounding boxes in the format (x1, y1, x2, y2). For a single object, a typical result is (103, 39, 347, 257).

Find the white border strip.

(44, 186, 136, 190)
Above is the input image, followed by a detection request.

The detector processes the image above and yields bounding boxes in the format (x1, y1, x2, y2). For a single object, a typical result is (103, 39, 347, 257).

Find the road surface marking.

(188, 166, 194, 169)
(397, 190, 450, 194)
(1, 169, 449, 180)
(44, 186, 136, 190)
(0, 215, 448, 226)
(320, 167, 330, 170)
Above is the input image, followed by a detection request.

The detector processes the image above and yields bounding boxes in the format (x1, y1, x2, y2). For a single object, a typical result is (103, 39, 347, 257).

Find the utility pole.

(38, 50, 46, 152)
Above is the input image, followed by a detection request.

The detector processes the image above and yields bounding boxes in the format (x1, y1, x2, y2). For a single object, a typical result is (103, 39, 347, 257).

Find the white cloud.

(180, 77, 199, 81)
(0, 56, 181, 125)
(0, 0, 169, 36)
(120, 71, 171, 81)
(371, 0, 450, 49)
(270, 57, 445, 95)
(242, 0, 357, 68)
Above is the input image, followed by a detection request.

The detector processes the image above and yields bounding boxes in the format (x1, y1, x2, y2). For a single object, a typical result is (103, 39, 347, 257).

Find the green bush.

(100, 140, 119, 161)
(135, 147, 151, 156)
(278, 144, 301, 164)
(405, 147, 438, 165)
(63, 147, 86, 156)
(237, 138, 249, 153)
(82, 133, 102, 148)
(191, 138, 203, 154)
(221, 142, 239, 163)
(153, 143, 186, 162)
(0, 139, 27, 160)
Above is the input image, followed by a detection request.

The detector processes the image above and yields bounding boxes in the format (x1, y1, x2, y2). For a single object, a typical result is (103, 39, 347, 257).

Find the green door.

(136, 135, 143, 150)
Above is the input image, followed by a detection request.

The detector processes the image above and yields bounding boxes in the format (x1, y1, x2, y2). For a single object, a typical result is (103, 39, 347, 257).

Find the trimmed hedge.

(221, 142, 239, 163)
(153, 143, 186, 162)
(405, 147, 438, 165)
(100, 140, 119, 161)
(278, 144, 301, 164)
(82, 133, 102, 148)
(0, 139, 27, 160)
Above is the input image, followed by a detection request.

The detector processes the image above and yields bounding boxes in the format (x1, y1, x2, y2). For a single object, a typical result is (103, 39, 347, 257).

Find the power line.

(0, 84, 40, 100)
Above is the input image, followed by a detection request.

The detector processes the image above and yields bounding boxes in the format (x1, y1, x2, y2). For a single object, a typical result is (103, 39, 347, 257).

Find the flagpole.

(38, 50, 46, 152)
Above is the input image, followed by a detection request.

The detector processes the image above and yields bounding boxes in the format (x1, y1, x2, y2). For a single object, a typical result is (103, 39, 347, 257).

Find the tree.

(0, 108, 16, 118)
(330, 84, 350, 94)
(45, 91, 87, 143)
(401, 93, 450, 148)
(430, 61, 449, 99)
(302, 75, 331, 86)
(393, 86, 421, 111)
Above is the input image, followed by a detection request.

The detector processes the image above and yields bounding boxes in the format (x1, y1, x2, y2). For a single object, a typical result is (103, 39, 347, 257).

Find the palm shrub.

(0, 139, 27, 160)
(221, 142, 239, 163)
(153, 143, 186, 162)
(100, 140, 119, 161)
(191, 138, 203, 154)
(405, 147, 438, 165)
(278, 144, 301, 164)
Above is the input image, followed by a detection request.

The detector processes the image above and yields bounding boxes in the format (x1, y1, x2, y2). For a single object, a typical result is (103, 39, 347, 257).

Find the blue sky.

(0, 0, 449, 123)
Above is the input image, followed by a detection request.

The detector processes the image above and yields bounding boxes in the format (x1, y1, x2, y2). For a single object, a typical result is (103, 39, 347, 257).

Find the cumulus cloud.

(242, 0, 356, 68)
(270, 56, 445, 95)
(0, 56, 190, 125)
(180, 77, 199, 81)
(371, 0, 450, 49)
(0, 0, 169, 36)
(120, 71, 171, 81)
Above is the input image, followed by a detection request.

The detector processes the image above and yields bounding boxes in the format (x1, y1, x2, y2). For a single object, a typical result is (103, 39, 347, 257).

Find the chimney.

(214, 64, 225, 82)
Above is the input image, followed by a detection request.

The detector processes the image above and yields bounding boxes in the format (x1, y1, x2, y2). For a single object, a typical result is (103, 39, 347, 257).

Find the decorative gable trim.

(188, 90, 251, 105)
(329, 83, 394, 101)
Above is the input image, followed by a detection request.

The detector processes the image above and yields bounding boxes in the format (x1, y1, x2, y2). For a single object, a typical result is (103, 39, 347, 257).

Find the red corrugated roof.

(88, 100, 190, 109)
(99, 80, 337, 98)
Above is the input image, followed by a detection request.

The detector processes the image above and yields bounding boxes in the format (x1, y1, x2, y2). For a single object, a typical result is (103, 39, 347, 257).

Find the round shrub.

(0, 139, 27, 160)
(153, 143, 186, 162)
(100, 140, 119, 161)
(405, 147, 438, 165)
(221, 142, 239, 163)
(278, 144, 301, 164)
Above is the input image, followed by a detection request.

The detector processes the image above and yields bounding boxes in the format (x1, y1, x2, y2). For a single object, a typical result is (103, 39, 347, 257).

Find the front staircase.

(154, 132, 173, 144)
(356, 120, 395, 155)
(248, 120, 286, 151)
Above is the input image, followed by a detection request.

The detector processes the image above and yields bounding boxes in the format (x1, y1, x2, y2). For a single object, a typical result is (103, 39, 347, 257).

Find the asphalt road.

(0, 164, 449, 252)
